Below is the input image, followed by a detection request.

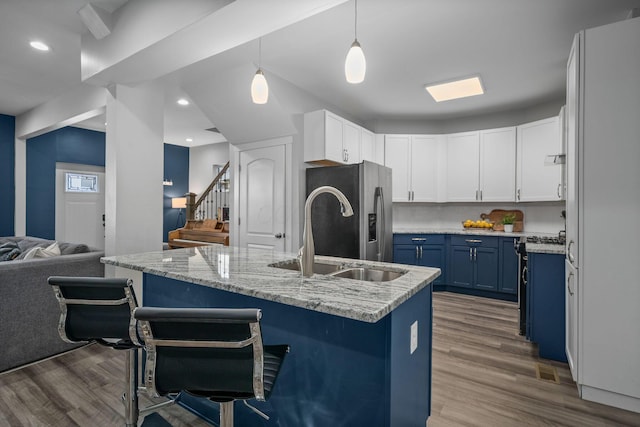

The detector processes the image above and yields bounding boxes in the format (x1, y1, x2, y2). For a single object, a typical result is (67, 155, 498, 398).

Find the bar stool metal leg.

(124, 349, 139, 427)
(220, 401, 234, 427)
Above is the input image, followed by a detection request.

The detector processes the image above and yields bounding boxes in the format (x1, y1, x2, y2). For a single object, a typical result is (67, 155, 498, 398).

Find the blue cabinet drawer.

(394, 234, 445, 245)
(450, 235, 499, 248)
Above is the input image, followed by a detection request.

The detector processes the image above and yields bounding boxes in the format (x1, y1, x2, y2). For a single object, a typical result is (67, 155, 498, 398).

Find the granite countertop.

(101, 246, 440, 324)
(393, 227, 559, 238)
(525, 243, 565, 255)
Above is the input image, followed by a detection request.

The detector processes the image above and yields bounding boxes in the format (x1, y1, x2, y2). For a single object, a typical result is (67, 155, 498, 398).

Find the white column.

(104, 81, 164, 259)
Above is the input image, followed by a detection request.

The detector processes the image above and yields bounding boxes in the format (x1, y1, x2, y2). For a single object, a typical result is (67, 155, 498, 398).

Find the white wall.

(189, 142, 230, 196)
(393, 201, 565, 234)
(367, 98, 565, 135)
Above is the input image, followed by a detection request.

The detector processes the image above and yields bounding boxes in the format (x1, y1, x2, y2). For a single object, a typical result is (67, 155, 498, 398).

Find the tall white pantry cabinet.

(565, 16, 640, 413)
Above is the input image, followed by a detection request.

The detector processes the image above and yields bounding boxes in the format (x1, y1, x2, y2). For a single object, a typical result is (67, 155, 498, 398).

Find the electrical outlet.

(410, 320, 418, 354)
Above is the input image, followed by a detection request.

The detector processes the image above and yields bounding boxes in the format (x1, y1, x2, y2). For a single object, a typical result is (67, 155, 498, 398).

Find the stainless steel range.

(514, 234, 566, 336)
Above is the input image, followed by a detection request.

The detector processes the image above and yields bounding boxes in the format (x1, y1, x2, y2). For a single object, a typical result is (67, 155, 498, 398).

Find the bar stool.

(134, 307, 289, 427)
(47, 276, 174, 427)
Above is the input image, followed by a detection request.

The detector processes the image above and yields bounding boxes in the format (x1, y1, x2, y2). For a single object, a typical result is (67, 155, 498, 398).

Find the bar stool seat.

(134, 307, 289, 427)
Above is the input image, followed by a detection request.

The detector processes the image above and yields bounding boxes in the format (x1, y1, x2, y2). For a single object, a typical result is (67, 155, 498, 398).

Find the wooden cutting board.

(480, 209, 524, 231)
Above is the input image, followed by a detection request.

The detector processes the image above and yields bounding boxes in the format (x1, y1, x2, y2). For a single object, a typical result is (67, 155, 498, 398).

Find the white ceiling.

(1, 0, 639, 146)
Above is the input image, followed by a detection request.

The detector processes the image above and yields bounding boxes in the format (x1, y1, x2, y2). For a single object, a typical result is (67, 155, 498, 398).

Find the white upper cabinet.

(360, 128, 375, 163)
(385, 135, 411, 202)
(446, 128, 516, 202)
(304, 109, 372, 165)
(516, 116, 563, 202)
(385, 135, 441, 202)
(446, 131, 480, 202)
(343, 120, 361, 164)
(480, 127, 516, 202)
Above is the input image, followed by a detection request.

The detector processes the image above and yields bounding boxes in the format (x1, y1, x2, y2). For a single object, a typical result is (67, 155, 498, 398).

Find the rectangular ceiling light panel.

(425, 76, 484, 102)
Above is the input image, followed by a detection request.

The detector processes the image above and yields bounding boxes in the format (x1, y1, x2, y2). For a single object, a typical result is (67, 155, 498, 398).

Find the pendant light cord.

(354, 0, 358, 40)
(258, 37, 262, 69)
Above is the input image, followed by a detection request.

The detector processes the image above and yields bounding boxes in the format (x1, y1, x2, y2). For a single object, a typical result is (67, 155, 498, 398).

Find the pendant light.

(251, 38, 269, 104)
(345, 0, 366, 84)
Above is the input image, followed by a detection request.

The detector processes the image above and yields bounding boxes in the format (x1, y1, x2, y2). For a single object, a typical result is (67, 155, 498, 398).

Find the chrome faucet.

(300, 186, 354, 277)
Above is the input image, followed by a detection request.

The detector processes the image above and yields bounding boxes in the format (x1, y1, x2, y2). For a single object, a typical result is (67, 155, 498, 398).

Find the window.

(65, 173, 98, 193)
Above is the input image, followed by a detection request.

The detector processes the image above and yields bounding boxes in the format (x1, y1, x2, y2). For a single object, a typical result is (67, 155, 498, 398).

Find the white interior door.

(239, 145, 286, 251)
(55, 164, 105, 249)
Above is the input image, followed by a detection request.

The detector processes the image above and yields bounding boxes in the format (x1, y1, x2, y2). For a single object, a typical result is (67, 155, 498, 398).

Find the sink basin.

(270, 259, 344, 275)
(330, 267, 406, 282)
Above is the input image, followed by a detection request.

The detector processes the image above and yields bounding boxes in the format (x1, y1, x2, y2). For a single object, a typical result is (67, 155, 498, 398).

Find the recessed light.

(186, 138, 193, 142)
(30, 41, 50, 51)
(177, 98, 189, 106)
(425, 76, 484, 102)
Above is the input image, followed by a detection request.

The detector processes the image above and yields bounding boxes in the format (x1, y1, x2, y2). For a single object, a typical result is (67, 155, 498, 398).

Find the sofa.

(0, 236, 104, 373)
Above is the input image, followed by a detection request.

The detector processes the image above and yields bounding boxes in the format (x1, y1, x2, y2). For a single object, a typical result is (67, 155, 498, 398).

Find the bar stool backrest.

(47, 276, 140, 348)
(134, 307, 266, 401)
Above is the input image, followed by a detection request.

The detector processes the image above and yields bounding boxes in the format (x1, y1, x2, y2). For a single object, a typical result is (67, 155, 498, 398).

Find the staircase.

(168, 161, 230, 249)
(186, 161, 229, 222)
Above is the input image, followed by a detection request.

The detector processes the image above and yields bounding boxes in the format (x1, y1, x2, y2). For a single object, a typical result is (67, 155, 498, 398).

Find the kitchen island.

(102, 245, 440, 426)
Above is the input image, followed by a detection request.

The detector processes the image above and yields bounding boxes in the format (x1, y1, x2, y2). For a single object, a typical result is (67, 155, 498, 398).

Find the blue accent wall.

(163, 144, 189, 241)
(26, 127, 105, 239)
(0, 114, 15, 236)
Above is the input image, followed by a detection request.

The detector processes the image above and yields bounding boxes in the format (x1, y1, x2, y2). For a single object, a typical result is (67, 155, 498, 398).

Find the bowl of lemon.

(462, 219, 494, 229)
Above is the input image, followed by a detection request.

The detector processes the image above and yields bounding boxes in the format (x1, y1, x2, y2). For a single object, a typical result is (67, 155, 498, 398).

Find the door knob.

(275, 233, 284, 239)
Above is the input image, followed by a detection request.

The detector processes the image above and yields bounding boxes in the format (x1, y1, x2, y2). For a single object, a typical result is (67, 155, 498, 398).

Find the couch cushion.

(22, 242, 61, 260)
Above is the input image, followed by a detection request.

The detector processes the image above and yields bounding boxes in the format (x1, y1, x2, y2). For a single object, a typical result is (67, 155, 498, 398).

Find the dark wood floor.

(1, 292, 638, 426)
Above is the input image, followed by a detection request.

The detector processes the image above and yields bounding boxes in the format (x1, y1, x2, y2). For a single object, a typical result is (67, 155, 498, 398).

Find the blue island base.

(143, 274, 432, 426)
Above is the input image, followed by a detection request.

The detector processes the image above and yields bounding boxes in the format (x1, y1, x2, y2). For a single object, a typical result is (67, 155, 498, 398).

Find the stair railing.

(185, 161, 230, 221)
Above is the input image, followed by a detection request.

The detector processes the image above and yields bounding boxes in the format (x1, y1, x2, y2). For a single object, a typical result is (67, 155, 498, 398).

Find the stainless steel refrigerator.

(305, 161, 392, 262)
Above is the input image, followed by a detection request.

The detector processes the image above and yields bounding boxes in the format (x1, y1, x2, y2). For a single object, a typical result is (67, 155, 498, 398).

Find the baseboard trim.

(581, 385, 640, 414)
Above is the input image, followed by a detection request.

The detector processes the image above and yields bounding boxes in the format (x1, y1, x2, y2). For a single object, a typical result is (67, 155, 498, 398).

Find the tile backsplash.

(393, 201, 565, 234)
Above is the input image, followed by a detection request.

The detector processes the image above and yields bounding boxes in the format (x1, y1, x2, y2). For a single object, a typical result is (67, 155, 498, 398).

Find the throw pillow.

(58, 242, 90, 255)
(0, 242, 21, 261)
(22, 241, 61, 260)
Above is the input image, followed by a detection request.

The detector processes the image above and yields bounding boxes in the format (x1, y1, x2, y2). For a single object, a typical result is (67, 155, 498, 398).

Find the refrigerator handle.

(374, 186, 385, 262)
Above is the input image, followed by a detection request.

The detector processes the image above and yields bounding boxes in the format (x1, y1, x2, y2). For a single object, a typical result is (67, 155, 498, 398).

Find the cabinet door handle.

(480, 190, 483, 201)
(469, 247, 473, 261)
(567, 271, 575, 296)
(465, 239, 482, 244)
(419, 246, 423, 259)
(557, 183, 562, 199)
(474, 247, 477, 260)
(517, 189, 521, 201)
(411, 238, 427, 242)
(475, 190, 479, 201)
(416, 246, 420, 259)
(567, 240, 575, 264)
(411, 190, 415, 201)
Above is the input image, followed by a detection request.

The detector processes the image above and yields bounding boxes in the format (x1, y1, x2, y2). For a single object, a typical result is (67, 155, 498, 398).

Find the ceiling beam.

(81, 0, 347, 87)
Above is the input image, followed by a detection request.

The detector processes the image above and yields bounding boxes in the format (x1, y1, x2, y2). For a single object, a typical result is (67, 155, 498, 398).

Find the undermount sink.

(270, 259, 345, 275)
(270, 259, 407, 282)
(329, 267, 406, 282)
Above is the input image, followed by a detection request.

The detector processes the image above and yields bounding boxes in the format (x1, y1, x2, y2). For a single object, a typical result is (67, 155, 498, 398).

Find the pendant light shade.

(345, 0, 365, 84)
(345, 40, 366, 84)
(251, 38, 269, 104)
(251, 68, 269, 104)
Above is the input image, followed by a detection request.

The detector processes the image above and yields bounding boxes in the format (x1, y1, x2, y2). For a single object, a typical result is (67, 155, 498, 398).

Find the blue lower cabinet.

(499, 237, 519, 294)
(449, 246, 474, 288)
(393, 235, 445, 286)
(527, 253, 566, 362)
(394, 234, 515, 300)
(448, 236, 499, 292)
